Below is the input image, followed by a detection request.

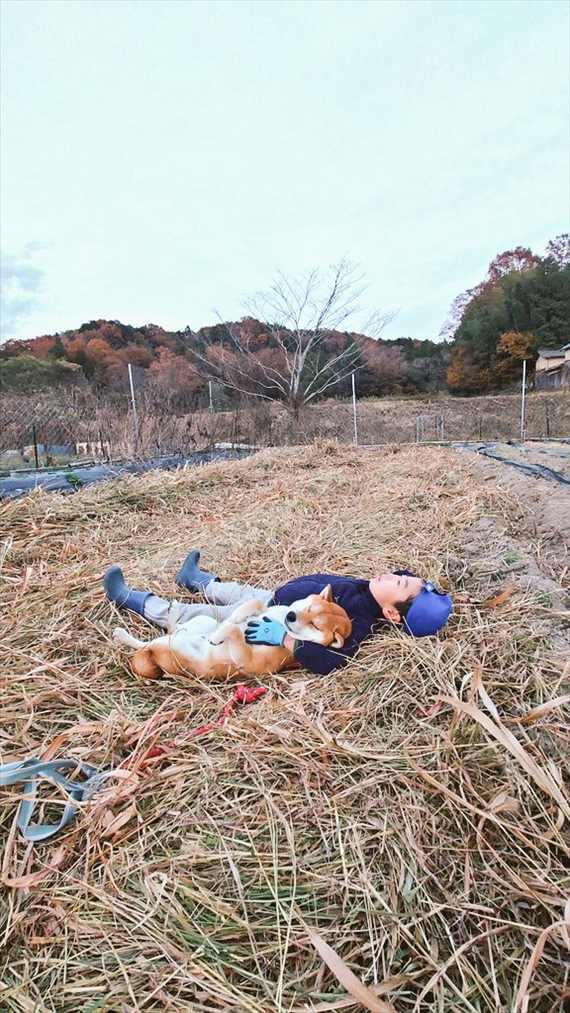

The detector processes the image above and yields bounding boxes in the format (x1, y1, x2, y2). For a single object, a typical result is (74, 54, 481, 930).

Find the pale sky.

(1, 0, 569, 343)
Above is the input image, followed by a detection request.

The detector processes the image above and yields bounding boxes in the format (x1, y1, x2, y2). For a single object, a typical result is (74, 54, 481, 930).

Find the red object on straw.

(124, 684, 268, 770)
(189, 683, 268, 739)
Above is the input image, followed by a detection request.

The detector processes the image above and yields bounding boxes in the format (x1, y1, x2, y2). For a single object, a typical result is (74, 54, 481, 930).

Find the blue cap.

(403, 581, 452, 637)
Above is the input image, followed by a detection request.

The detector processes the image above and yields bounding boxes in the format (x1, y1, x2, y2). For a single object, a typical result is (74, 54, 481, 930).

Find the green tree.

(48, 335, 66, 360)
(0, 354, 75, 392)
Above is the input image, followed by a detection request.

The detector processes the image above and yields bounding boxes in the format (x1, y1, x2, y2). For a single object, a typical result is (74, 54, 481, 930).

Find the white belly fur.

(166, 605, 290, 661)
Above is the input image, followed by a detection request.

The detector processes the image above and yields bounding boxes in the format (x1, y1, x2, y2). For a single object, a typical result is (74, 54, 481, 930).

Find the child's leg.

(144, 582, 273, 630)
(202, 579, 273, 607)
(104, 565, 273, 631)
(143, 595, 238, 631)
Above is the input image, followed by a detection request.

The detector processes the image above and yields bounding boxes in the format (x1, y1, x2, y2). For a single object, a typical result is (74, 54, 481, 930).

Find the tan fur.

(113, 586, 352, 681)
(130, 647, 162, 679)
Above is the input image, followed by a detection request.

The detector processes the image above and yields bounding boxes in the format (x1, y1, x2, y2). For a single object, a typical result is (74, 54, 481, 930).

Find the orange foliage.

(85, 337, 115, 363)
(30, 335, 56, 360)
(64, 335, 88, 362)
(447, 346, 490, 394)
(148, 347, 202, 396)
(497, 331, 534, 360)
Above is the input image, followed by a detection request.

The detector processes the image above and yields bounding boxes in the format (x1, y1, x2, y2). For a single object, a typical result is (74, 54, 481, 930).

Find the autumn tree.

(146, 347, 204, 410)
(495, 330, 536, 382)
(497, 330, 535, 360)
(544, 233, 570, 268)
(446, 346, 491, 395)
(356, 341, 407, 396)
(182, 260, 393, 419)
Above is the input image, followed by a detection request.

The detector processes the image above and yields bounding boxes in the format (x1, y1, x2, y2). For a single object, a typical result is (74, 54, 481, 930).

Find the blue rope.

(0, 757, 109, 842)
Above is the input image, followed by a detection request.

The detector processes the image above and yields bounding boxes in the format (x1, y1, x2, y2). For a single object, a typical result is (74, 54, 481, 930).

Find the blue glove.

(245, 617, 287, 647)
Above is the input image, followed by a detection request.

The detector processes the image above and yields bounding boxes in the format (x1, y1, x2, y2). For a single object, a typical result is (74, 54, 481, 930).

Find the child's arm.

(289, 616, 374, 676)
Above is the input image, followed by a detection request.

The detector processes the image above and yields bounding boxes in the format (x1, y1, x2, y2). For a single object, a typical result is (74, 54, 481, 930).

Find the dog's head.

(284, 585, 352, 648)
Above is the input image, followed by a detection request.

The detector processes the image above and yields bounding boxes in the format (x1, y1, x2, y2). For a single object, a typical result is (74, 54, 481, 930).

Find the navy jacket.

(271, 572, 385, 676)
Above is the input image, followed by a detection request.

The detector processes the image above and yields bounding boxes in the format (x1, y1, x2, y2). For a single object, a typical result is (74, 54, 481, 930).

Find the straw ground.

(1, 442, 569, 1012)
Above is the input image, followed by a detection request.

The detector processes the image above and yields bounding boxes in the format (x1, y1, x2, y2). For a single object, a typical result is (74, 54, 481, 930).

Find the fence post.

(520, 359, 527, 441)
(32, 424, 39, 469)
(127, 363, 139, 454)
(351, 372, 358, 445)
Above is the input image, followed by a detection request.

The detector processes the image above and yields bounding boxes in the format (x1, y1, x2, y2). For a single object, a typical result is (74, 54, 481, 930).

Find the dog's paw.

(209, 631, 226, 645)
(113, 627, 128, 643)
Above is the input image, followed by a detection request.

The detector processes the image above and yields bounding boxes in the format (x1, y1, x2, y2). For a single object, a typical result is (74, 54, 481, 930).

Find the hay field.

(1, 443, 569, 1012)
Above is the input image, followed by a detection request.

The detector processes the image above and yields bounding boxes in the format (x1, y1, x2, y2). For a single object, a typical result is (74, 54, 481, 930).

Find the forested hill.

(443, 234, 570, 394)
(1, 233, 568, 399)
(0, 319, 449, 399)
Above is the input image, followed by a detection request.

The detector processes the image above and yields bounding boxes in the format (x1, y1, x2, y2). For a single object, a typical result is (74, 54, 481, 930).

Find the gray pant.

(144, 579, 273, 630)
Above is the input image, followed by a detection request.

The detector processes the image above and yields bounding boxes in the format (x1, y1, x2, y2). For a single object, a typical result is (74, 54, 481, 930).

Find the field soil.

(1, 442, 568, 1011)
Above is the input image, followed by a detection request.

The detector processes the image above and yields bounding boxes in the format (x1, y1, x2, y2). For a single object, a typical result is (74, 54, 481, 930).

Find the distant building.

(534, 343, 570, 390)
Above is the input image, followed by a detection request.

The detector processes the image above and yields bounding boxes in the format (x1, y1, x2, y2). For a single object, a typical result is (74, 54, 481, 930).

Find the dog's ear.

(331, 614, 352, 647)
(130, 647, 162, 679)
(319, 584, 333, 602)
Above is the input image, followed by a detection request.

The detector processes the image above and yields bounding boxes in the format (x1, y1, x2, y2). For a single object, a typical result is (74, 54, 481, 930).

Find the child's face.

(369, 572, 424, 623)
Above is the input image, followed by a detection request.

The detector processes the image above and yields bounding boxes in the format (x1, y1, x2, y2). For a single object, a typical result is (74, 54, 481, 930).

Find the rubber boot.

(103, 565, 151, 616)
(175, 549, 219, 592)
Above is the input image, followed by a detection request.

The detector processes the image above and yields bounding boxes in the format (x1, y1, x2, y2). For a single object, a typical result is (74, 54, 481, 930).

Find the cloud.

(0, 245, 48, 338)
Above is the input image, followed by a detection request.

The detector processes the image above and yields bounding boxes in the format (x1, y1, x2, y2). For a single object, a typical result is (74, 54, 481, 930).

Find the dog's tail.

(113, 627, 146, 649)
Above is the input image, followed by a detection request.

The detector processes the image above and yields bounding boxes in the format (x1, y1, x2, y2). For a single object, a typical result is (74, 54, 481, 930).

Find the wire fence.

(1, 381, 569, 473)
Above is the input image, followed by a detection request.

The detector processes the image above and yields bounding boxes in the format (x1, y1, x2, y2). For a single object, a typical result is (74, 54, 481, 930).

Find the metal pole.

(32, 424, 39, 470)
(128, 363, 139, 453)
(351, 372, 358, 445)
(520, 359, 527, 441)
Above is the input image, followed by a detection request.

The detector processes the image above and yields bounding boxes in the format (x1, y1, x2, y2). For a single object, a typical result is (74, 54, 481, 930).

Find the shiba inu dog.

(113, 585, 352, 680)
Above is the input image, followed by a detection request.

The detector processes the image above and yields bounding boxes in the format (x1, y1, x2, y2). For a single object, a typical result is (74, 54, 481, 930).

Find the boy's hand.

(245, 617, 287, 647)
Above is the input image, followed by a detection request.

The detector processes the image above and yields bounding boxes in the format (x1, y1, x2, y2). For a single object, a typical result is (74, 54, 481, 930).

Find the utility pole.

(128, 363, 139, 453)
(209, 380, 214, 413)
(351, 372, 358, 445)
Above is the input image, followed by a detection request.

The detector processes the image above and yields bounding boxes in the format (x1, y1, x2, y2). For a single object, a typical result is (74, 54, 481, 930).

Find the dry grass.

(1, 442, 569, 1012)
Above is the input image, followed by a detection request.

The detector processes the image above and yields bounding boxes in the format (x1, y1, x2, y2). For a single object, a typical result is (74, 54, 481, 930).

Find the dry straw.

(1, 442, 568, 1011)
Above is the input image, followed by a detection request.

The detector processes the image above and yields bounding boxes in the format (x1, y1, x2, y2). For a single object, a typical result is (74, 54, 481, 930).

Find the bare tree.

(183, 259, 394, 420)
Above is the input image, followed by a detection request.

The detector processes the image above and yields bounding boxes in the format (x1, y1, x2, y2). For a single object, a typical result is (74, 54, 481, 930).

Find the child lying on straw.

(104, 551, 452, 676)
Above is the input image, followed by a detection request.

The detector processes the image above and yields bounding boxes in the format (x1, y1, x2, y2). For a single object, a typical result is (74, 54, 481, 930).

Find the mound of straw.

(1, 442, 568, 1012)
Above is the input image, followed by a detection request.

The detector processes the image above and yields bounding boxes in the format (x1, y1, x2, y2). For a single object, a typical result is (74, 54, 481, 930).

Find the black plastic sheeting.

(453, 441, 570, 486)
(0, 449, 256, 501)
